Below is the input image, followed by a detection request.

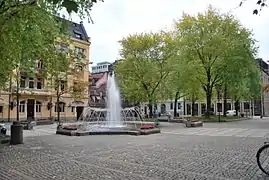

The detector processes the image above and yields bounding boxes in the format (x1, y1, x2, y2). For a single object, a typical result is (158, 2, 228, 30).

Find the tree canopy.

(114, 32, 176, 117)
(174, 6, 259, 117)
(115, 6, 261, 118)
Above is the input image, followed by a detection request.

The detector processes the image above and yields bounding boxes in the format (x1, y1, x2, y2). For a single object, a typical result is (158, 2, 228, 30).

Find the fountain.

(105, 72, 124, 127)
(56, 72, 161, 136)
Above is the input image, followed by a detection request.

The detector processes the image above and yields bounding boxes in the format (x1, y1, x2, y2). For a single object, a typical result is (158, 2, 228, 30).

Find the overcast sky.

(68, 0, 269, 66)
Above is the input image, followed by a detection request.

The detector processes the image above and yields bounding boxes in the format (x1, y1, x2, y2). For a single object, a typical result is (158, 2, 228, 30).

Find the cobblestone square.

(1, 119, 269, 180)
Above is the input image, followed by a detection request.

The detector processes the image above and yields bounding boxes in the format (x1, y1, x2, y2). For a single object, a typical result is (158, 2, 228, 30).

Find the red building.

(88, 73, 107, 107)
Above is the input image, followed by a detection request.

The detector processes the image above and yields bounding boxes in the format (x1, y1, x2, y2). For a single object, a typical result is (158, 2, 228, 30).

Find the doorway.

(27, 99, 35, 120)
(76, 106, 84, 120)
(160, 104, 166, 114)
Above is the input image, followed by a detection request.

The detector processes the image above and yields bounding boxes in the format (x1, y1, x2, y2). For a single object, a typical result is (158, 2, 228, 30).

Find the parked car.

(226, 110, 237, 116)
(0, 124, 7, 135)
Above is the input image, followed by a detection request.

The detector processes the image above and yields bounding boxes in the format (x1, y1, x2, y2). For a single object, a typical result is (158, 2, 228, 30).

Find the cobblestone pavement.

(162, 127, 269, 138)
(1, 119, 269, 179)
(1, 131, 269, 179)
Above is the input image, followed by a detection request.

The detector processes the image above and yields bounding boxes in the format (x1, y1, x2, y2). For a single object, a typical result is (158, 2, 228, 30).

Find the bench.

(173, 116, 203, 127)
(183, 117, 203, 128)
(35, 119, 54, 126)
(21, 121, 36, 130)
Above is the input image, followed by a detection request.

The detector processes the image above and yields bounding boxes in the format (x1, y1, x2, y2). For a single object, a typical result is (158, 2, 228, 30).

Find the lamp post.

(216, 85, 221, 123)
(10, 65, 23, 145)
(260, 59, 264, 118)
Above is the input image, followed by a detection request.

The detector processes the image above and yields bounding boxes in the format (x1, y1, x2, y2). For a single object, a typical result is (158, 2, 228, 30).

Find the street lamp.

(216, 85, 222, 123)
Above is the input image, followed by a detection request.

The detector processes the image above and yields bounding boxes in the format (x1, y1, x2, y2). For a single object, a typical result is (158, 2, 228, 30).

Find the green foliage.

(46, 0, 103, 23)
(174, 6, 258, 116)
(115, 32, 175, 104)
(0, 5, 60, 87)
(0, 0, 103, 25)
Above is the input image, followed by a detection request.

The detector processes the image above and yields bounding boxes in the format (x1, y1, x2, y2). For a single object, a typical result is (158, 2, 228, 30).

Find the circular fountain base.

(56, 122, 161, 136)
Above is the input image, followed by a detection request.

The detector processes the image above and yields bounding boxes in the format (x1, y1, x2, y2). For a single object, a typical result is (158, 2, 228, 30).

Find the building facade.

(0, 19, 90, 121)
(88, 73, 107, 107)
(91, 62, 112, 74)
(254, 58, 269, 116)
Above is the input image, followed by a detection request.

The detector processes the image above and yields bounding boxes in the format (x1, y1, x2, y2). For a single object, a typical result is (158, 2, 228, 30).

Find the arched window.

(55, 102, 65, 112)
(36, 101, 41, 113)
(19, 101, 25, 112)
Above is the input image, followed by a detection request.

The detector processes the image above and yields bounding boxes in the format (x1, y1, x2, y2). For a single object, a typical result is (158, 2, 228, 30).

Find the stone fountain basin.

(56, 121, 160, 136)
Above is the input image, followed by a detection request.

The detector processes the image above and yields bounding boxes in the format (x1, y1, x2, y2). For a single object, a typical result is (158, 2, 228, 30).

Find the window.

(29, 77, 34, 88)
(55, 102, 65, 112)
(244, 102, 250, 109)
(19, 101, 25, 113)
(73, 82, 79, 92)
(71, 106, 76, 112)
(56, 44, 68, 53)
(60, 80, 67, 91)
(74, 33, 82, 39)
(37, 61, 43, 69)
(36, 101, 41, 113)
(177, 103, 181, 109)
(0, 106, 3, 113)
(217, 103, 222, 112)
(75, 47, 85, 57)
(170, 103, 173, 110)
(76, 65, 83, 72)
(103, 65, 107, 68)
(20, 76, 26, 88)
(154, 104, 157, 110)
(37, 78, 43, 89)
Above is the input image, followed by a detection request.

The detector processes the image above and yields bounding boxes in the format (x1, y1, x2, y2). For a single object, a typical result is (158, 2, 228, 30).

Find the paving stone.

(1, 121, 268, 180)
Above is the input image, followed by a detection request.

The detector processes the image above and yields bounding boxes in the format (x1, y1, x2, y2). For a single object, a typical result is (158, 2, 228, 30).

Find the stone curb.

(56, 128, 161, 136)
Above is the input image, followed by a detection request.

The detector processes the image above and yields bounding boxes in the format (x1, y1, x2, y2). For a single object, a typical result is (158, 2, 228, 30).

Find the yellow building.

(0, 19, 90, 122)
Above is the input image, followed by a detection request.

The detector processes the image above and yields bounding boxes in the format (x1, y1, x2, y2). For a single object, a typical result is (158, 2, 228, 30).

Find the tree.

(0, 5, 60, 121)
(43, 36, 87, 124)
(216, 18, 260, 116)
(115, 32, 175, 118)
(47, 0, 103, 22)
(162, 57, 203, 117)
(174, 6, 257, 118)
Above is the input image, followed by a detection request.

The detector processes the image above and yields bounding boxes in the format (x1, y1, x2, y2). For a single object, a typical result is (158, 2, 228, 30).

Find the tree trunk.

(148, 100, 153, 118)
(173, 91, 179, 117)
(223, 85, 228, 117)
(191, 100, 195, 116)
(205, 91, 212, 118)
(235, 100, 239, 116)
(16, 75, 19, 121)
(8, 76, 12, 122)
(49, 96, 52, 119)
(56, 90, 60, 124)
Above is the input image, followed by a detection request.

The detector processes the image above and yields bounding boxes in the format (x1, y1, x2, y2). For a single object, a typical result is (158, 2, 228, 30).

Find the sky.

(68, 0, 269, 66)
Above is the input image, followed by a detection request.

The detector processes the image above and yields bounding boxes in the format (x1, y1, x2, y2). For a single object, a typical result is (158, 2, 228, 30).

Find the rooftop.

(57, 17, 90, 42)
(96, 62, 112, 65)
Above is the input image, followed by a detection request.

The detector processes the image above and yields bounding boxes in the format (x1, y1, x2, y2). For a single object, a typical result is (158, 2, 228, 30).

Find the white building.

(91, 62, 111, 74)
(141, 98, 253, 117)
(141, 98, 185, 117)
